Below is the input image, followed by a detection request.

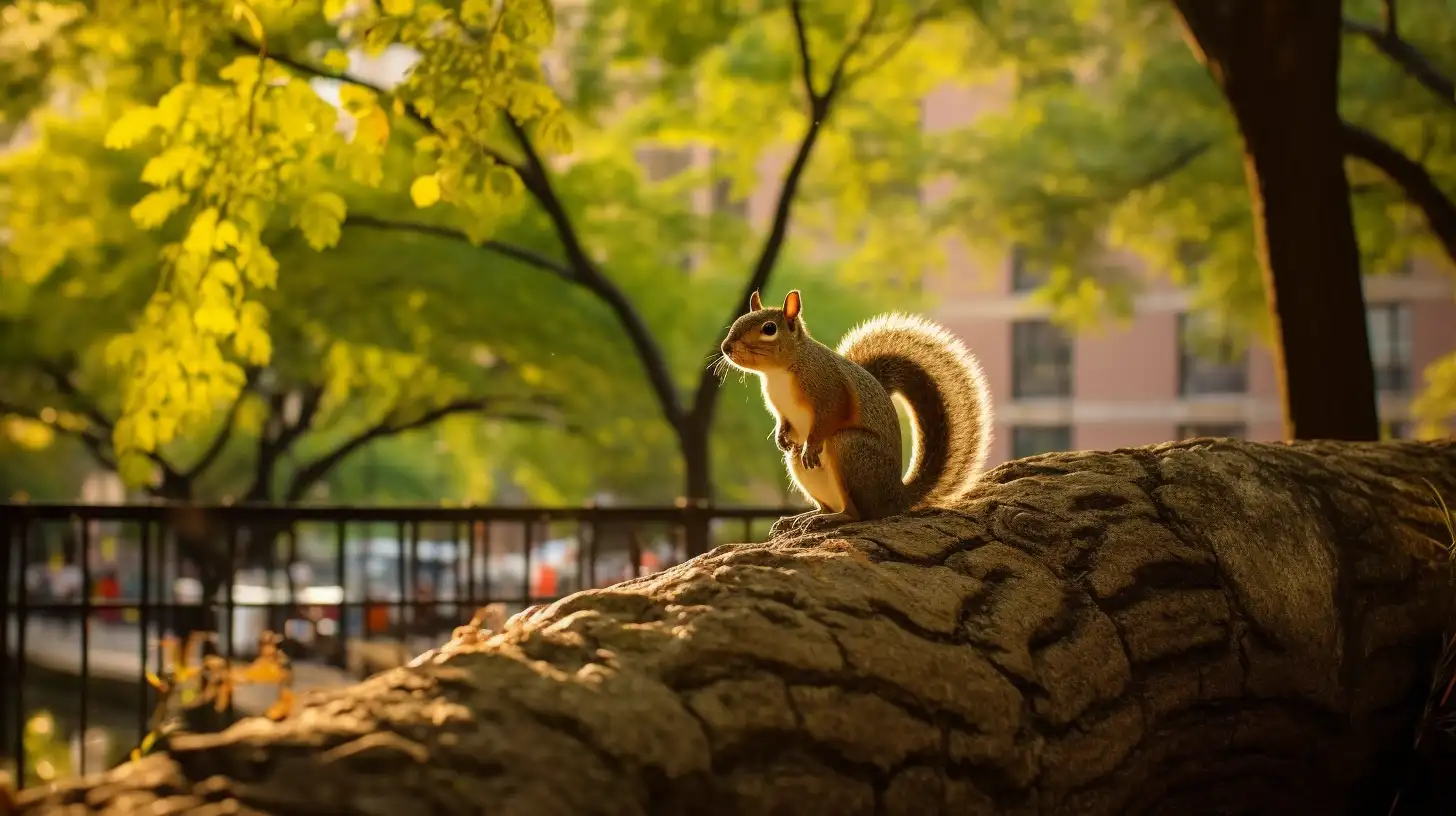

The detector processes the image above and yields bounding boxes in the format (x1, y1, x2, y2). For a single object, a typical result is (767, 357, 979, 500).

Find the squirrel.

(719, 289, 994, 537)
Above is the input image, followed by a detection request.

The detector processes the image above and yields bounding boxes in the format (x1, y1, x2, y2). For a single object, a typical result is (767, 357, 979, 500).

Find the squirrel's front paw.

(774, 427, 796, 452)
(799, 445, 822, 470)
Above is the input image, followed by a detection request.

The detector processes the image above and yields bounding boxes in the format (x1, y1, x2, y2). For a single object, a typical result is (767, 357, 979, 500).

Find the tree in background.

(942, 0, 1455, 439)
(1, 0, 945, 524)
(0, 115, 570, 509)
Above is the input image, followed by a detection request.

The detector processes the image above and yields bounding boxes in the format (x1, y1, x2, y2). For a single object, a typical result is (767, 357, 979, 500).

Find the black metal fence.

(0, 502, 790, 785)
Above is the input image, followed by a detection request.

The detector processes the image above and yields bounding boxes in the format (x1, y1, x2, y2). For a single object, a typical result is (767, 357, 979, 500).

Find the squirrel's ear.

(749, 290, 763, 312)
(783, 290, 802, 324)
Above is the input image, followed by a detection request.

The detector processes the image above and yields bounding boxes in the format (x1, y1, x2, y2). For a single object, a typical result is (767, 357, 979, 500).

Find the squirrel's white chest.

(760, 369, 810, 443)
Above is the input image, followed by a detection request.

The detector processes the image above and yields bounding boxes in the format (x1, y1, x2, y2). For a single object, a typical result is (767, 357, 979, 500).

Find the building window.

(1012, 320, 1073, 399)
(1011, 425, 1072, 458)
(1178, 313, 1247, 396)
(636, 146, 693, 182)
(711, 177, 748, 219)
(1177, 423, 1246, 440)
(1009, 243, 1047, 293)
(1367, 303, 1412, 392)
(1175, 241, 1207, 286)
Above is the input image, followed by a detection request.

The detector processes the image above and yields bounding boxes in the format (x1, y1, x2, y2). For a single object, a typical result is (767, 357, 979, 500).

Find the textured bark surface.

(14, 440, 1456, 816)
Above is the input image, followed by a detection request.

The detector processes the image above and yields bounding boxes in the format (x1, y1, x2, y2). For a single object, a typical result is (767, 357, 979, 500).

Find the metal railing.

(0, 502, 791, 785)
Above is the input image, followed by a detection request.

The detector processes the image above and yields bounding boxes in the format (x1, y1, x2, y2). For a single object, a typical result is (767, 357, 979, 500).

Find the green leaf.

(485, 165, 520, 200)
(410, 175, 442, 208)
(103, 106, 158, 149)
(130, 189, 188, 229)
(296, 192, 348, 250)
(117, 452, 154, 487)
(183, 209, 220, 256)
(323, 49, 351, 72)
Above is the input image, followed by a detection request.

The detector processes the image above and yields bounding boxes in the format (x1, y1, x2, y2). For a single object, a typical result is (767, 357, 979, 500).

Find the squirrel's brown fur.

(720, 290, 993, 535)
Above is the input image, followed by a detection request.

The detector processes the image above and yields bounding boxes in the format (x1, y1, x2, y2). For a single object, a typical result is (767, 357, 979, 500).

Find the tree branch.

(0, 398, 116, 469)
(1341, 121, 1456, 264)
(1342, 15, 1456, 110)
(842, 2, 943, 91)
(788, 0, 818, 101)
(243, 385, 324, 502)
(34, 361, 187, 482)
(343, 215, 576, 281)
(688, 0, 885, 421)
(1118, 139, 1213, 198)
(181, 368, 259, 480)
(237, 33, 686, 444)
(283, 396, 571, 502)
(227, 33, 526, 173)
(503, 116, 687, 431)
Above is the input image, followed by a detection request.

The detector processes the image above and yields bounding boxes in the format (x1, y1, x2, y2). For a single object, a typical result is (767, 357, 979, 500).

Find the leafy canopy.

(3, 0, 959, 503)
(3, 0, 561, 485)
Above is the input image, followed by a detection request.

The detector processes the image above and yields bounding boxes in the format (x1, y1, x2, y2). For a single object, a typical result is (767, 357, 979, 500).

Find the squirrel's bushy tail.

(838, 313, 992, 509)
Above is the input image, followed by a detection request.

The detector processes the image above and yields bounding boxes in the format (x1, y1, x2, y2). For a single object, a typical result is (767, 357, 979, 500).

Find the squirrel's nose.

(721, 340, 735, 356)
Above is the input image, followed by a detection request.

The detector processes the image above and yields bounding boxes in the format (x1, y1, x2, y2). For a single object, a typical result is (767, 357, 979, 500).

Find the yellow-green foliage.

(2, 0, 559, 486)
(1, 0, 957, 503)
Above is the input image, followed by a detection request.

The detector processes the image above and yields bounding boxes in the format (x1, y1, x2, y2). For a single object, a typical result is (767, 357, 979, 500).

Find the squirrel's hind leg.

(780, 429, 908, 536)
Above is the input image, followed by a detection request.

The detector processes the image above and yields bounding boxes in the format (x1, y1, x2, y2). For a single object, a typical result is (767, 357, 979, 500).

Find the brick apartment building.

(910, 82, 1456, 468)
(727, 80, 1456, 469)
(927, 254, 1456, 469)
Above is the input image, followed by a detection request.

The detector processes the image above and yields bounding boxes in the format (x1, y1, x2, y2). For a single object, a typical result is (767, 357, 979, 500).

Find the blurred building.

(915, 83, 1456, 466)
(926, 251, 1456, 467)
(721, 79, 1456, 467)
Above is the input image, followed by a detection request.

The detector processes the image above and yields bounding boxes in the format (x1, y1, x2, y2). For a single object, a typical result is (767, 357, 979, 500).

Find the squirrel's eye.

(761, 321, 777, 337)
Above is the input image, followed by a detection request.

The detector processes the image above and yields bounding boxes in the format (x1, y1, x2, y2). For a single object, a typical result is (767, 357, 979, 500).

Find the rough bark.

(13, 440, 1456, 816)
(1171, 1, 1380, 442)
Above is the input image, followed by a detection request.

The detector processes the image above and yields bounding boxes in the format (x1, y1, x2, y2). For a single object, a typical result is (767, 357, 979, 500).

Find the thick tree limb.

(242, 386, 324, 503)
(343, 215, 575, 281)
(502, 117, 687, 432)
(0, 398, 116, 469)
(229, 33, 526, 174)
(1342, 122, 1456, 264)
(282, 396, 570, 502)
(181, 369, 260, 481)
(17, 439, 1456, 815)
(1342, 12, 1456, 111)
(12, 362, 187, 482)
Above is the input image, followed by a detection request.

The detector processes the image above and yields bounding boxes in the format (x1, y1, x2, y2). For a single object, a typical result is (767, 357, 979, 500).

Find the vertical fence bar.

(284, 521, 298, 648)
(486, 521, 497, 606)
(0, 513, 12, 785)
(333, 519, 348, 671)
(408, 520, 420, 639)
(224, 523, 238, 660)
(521, 519, 534, 608)
(630, 525, 642, 580)
(11, 518, 29, 787)
(77, 513, 92, 775)
(449, 522, 462, 623)
(585, 513, 598, 590)
(395, 520, 408, 645)
(464, 520, 477, 613)
(137, 518, 153, 743)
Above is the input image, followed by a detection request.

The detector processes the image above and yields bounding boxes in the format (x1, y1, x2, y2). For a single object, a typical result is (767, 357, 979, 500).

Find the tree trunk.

(1171, 1, 1380, 442)
(680, 415, 714, 558)
(14, 440, 1456, 815)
